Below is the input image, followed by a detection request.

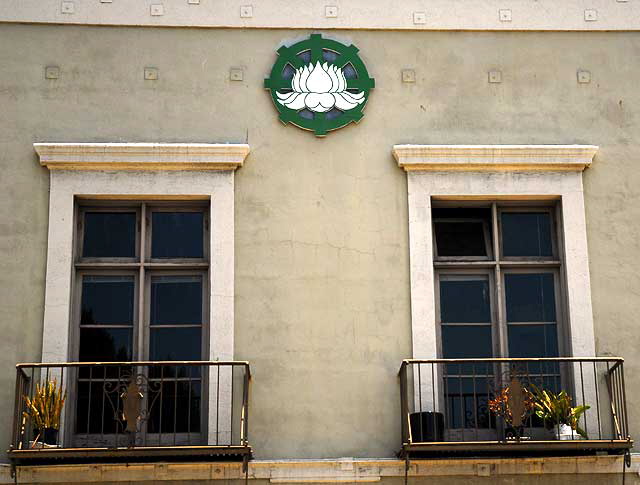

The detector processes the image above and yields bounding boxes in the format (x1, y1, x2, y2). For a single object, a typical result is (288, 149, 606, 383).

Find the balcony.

(399, 357, 632, 458)
(7, 361, 251, 465)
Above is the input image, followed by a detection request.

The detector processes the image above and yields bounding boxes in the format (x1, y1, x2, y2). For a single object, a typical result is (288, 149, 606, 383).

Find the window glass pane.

(441, 325, 493, 359)
(433, 207, 491, 258)
(150, 276, 202, 325)
(151, 212, 204, 258)
(79, 328, 133, 361)
(150, 327, 202, 361)
(81, 276, 135, 325)
(505, 273, 556, 322)
(435, 222, 487, 257)
(508, 323, 559, 358)
(82, 212, 136, 258)
(501, 212, 553, 257)
(440, 278, 491, 323)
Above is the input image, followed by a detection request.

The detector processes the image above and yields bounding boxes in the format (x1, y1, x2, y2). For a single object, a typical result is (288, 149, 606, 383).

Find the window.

(73, 201, 209, 440)
(434, 202, 563, 361)
(395, 144, 598, 441)
(434, 202, 564, 431)
(35, 142, 248, 447)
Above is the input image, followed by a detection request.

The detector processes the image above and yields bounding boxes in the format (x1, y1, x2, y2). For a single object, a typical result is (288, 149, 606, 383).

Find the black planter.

(409, 412, 444, 442)
(34, 428, 59, 445)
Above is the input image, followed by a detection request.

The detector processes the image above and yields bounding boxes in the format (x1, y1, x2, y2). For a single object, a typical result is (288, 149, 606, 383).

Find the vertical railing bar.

(216, 364, 220, 445)
(525, 361, 532, 438)
(616, 363, 625, 439)
(605, 361, 619, 439)
(613, 364, 622, 439)
(86, 365, 92, 444)
(12, 368, 21, 450)
(458, 363, 464, 439)
(231, 364, 234, 446)
(21, 370, 29, 450)
(187, 365, 192, 445)
(557, 362, 562, 439)
(417, 363, 423, 442)
(620, 362, 629, 440)
(617, 364, 624, 438)
(399, 363, 409, 444)
(173, 366, 178, 446)
(101, 366, 106, 439)
(142, 364, 147, 447)
(159, 365, 164, 445)
(580, 361, 588, 438)
(443, 365, 450, 437)
(593, 361, 601, 440)
(243, 364, 250, 445)
(115, 366, 122, 447)
(59, 366, 64, 447)
(543, 361, 549, 436)
(23, 370, 31, 450)
(45, 365, 51, 445)
(472, 363, 478, 441)
(28, 367, 34, 448)
(431, 363, 436, 443)
(612, 364, 620, 438)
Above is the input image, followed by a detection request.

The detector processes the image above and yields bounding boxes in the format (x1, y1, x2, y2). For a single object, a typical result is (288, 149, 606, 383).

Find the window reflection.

(83, 212, 136, 258)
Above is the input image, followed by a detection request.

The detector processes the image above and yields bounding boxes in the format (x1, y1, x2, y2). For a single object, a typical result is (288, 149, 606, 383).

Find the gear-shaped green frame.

(264, 34, 375, 137)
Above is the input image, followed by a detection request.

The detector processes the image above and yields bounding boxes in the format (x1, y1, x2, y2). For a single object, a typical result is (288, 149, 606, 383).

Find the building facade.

(0, 1, 639, 483)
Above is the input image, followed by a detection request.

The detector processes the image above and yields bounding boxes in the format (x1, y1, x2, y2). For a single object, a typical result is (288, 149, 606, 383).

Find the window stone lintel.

(393, 144, 598, 172)
(35, 142, 250, 171)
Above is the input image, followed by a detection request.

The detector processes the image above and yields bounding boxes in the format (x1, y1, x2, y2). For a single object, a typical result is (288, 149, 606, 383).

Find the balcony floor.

(400, 439, 632, 458)
(7, 444, 252, 465)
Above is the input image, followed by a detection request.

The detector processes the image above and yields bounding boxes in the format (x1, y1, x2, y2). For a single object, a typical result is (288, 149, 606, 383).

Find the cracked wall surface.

(0, 25, 639, 460)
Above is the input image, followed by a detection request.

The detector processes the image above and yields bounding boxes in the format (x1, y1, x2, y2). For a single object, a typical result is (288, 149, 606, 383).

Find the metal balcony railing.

(399, 357, 632, 457)
(8, 361, 251, 464)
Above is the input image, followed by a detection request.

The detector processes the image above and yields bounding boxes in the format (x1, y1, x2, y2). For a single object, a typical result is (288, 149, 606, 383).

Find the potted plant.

(531, 388, 589, 440)
(23, 378, 66, 447)
(488, 377, 535, 441)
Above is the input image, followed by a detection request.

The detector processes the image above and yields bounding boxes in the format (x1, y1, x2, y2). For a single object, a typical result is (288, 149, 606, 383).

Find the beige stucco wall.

(0, 24, 639, 460)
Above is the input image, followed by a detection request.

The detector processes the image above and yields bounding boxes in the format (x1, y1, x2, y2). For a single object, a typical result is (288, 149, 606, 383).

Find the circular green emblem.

(264, 34, 375, 137)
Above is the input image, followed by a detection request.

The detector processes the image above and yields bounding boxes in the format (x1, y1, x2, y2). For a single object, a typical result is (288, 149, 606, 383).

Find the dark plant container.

(34, 428, 59, 445)
(409, 412, 444, 442)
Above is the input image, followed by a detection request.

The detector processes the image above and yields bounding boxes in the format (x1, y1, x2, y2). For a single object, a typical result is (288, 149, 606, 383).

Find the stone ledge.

(393, 144, 598, 172)
(34, 143, 250, 171)
(1, 455, 637, 484)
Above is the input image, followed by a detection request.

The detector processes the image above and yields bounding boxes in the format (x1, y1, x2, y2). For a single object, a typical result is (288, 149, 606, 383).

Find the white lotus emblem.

(276, 61, 365, 113)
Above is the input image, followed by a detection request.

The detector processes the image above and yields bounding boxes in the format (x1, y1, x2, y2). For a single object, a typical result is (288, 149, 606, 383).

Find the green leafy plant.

(531, 387, 589, 439)
(23, 379, 66, 437)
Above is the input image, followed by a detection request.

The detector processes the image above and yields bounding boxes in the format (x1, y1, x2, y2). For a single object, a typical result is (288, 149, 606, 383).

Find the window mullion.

(491, 202, 507, 358)
(138, 203, 147, 361)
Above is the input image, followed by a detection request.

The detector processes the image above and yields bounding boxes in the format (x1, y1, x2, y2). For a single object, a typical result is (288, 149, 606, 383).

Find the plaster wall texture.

(0, 24, 639, 460)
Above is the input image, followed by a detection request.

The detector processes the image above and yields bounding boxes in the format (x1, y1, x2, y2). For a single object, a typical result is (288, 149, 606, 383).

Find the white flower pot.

(555, 423, 583, 440)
